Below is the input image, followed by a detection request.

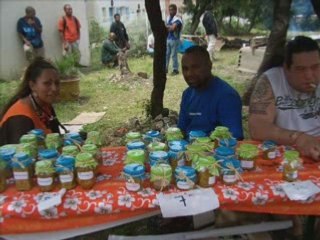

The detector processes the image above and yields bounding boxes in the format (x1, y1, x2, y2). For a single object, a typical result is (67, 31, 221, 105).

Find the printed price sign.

(280, 180, 320, 201)
(157, 188, 220, 218)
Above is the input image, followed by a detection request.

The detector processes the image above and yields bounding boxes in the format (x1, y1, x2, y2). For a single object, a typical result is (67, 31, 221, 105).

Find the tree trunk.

(145, 0, 168, 118)
(243, 0, 292, 105)
(311, 0, 320, 19)
(189, 2, 208, 34)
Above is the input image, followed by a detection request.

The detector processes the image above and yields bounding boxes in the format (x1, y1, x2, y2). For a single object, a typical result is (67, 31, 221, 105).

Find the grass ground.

(0, 49, 254, 137)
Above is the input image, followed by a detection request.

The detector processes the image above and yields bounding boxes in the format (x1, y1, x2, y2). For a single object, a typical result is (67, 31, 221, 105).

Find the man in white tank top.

(249, 36, 320, 161)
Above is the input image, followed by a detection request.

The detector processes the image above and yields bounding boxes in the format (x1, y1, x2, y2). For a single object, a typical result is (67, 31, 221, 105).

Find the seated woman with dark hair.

(0, 57, 64, 145)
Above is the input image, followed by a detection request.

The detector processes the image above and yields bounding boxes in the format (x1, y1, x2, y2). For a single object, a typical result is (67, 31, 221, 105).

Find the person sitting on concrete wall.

(147, 33, 154, 55)
(17, 6, 44, 62)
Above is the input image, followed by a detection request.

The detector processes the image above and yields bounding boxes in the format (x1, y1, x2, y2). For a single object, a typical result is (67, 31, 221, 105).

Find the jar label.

(268, 151, 276, 159)
(37, 177, 53, 186)
(13, 171, 29, 180)
(177, 181, 193, 190)
(208, 176, 216, 185)
(126, 182, 140, 191)
(223, 174, 237, 183)
(59, 173, 74, 183)
(286, 171, 298, 180)
(241, 160, 254, 169)
(177, 159, 185, 166)
(78, 171, 94, 180)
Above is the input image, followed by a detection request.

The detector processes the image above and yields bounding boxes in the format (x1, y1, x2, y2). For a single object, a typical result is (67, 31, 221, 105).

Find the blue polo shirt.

(167, 16, 182, 41)
(177, 77, 244, 139)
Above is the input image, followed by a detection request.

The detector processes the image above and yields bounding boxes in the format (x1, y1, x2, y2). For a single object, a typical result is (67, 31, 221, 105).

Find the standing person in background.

(166, 4, 183, 75)
(58, 4, 81, 62)
(110, 13, 130, 50)
(17, 6, 44, 62)
(147, 33, 154, 55)
(202, 4, 219, 61)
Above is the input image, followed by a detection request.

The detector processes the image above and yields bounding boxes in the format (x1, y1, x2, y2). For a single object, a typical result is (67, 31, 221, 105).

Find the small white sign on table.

(157, 188, 220, 218)
(280, 180, 320, 201)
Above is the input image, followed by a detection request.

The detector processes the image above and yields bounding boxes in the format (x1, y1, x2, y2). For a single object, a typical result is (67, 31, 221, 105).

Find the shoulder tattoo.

(249, 75, 274, 115)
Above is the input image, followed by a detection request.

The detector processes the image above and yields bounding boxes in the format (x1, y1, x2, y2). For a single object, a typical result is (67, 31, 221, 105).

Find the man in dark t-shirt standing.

(110, 13, 130, 49)
(17, 6, 44, 62)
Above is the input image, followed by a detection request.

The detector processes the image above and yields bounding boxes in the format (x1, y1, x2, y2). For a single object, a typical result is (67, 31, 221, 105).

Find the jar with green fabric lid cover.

(16, 143, 36, 161)
(194, 137, 215, 153)
(19, 134, 38, 158)
(75, 153, 98, 189)
(165, 127, 184, 142)
(0, 159, 7, 192)
(56, 155, 76, 189)
(0, 148, 15, 178)
(45, 133, 62, 152)
(85, 131, 102, 146)
(175, 166, 197, 190)
(82, 144, 101, 164)
(283, 150, 300, 182)
(11, 152, 33, 191)
(195, 156, 220, 188)
(35, 160, 55, 192)
(123, 164, 145, 192)
(62, 145, 79, 157)
(237, 144, 259, 170)
(125, 149, 145, 165)
(147, 141, 167, 153)
(29, 129, 46, 149)
(185, 144, 204, 166)
(125, 132, 142, 143)
(151, 163, 172, 191)
(210, 126, 232, 148)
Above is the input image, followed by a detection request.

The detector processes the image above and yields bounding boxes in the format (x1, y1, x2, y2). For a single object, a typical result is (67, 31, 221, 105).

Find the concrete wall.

(0, 0, 90, 80)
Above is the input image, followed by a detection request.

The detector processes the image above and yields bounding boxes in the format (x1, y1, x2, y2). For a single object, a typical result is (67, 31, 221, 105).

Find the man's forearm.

(249, 119, 297, 145)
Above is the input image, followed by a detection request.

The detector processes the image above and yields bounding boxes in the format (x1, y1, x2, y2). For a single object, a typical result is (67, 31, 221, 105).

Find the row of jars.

(0, 151, 98, 193)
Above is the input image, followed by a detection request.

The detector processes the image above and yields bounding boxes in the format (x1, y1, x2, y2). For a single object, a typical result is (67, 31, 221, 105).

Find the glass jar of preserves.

(150, 163, 172, 191)
(56, 155, 76, 190)
(262, 140, 277, 160)
(215, 146, 235, 161)
(149, 151, 169, 167)
(237, 144, 259, 170)
(168, 144, 185, 172)
(165, 127, 184, 142)
(12, 152, 33, 191)
(123, 164, 145, 192)
(221, 159, 242, 185)
(195, 156, 219, 188)
(75, 153, 98, 189)
(175, 166, 197, 190)
(188, 130, 207, 144)
(45, 133, 62, 152)
(283, 150, 300, 182)
(35, 160, 55, 192)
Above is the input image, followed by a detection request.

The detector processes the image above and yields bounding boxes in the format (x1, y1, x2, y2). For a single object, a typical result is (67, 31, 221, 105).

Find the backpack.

(62, 16, 80, 34)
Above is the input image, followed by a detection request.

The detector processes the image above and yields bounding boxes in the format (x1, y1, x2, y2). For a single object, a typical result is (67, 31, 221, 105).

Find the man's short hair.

(169, 4, 177, 10)
(285, 35, 320, 68)
(114, 13, 120, 18)
(64, 4, 71, 10)
(25, 6, 35, 14)
(184, 45, 211, 62)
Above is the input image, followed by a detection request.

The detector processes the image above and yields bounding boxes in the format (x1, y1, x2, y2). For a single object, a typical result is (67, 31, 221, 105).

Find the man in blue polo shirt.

(177, 46, 243, 139)
(17, 6, 44, 62)
(166, 4, 182, 75)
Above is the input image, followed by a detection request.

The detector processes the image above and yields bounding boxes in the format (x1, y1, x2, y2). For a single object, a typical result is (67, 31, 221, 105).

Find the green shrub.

(89, 20, 107, 44)
(54, 54, 79, 79)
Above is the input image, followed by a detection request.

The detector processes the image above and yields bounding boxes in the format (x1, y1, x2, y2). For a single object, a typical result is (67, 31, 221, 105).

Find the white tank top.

(265, 67, 320, 136)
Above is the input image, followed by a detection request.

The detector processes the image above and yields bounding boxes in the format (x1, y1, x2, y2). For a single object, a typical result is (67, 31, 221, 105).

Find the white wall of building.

(0, 0, 90, 80)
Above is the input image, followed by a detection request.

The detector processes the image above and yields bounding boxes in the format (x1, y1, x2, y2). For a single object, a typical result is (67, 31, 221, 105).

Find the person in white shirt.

(249, 35, 320, 161)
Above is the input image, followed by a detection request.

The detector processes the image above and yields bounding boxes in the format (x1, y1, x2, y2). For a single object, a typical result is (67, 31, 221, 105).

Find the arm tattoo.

(249, 75, 274, 115)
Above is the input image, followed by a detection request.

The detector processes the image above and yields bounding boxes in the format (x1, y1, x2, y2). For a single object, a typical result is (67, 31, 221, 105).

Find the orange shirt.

(0, 99, 53, 134)
(58, 16, 81, 43)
